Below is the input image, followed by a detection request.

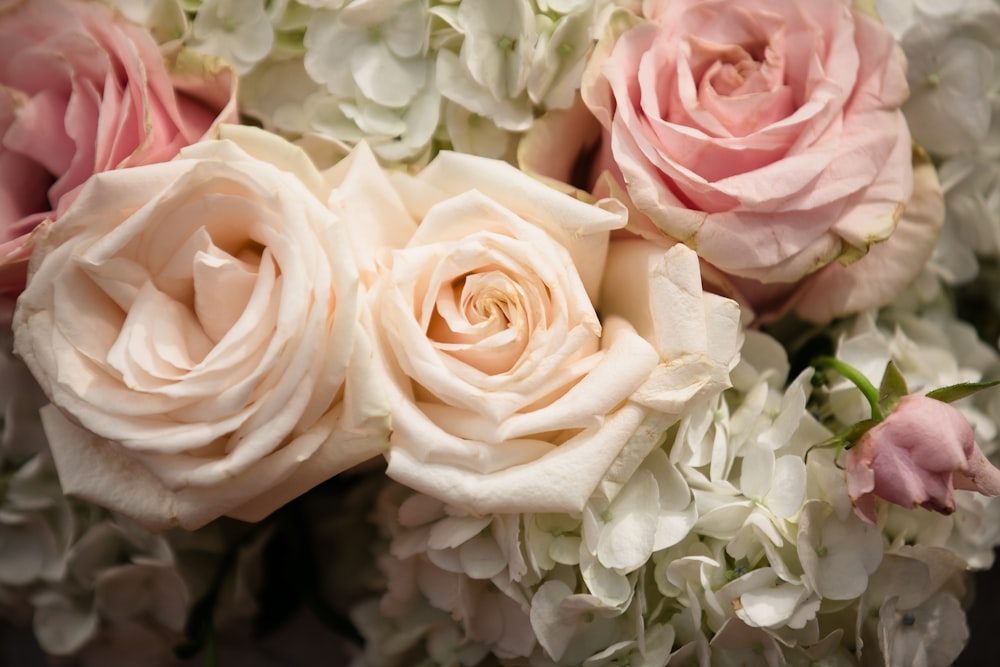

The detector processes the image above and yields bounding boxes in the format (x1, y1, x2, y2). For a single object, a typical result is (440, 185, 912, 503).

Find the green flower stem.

(813, 356, 884, 422)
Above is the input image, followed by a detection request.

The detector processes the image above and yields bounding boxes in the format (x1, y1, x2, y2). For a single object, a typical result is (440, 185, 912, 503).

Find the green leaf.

(878, 361, 909, 414)
(840, 418, 881, 448)
(925, 379, 1000, 404)
(804, 418, 881, 463)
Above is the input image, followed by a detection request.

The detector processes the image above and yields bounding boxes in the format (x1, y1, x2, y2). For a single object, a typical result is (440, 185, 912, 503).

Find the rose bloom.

(0, 0, 236, 314)
(847, 394, 1000, 523)
(579, 0, 913, 285)
(329, 145, 741, 514)
(12, 126, 389, 531)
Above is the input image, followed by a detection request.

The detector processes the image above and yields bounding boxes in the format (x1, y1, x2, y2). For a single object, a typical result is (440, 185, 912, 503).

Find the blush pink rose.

(846, 394, 1000, 523)
(581, 0, 913, 284)
(0, 0, 237, 311)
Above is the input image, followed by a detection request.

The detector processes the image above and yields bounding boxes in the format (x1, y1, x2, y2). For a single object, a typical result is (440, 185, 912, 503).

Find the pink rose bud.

(846, 394, 1000, 523)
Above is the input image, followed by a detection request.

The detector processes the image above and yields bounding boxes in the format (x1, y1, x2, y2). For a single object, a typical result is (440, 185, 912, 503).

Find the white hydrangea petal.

(0, 513, 58, 584)
(304, 16, 367, 93)
(384, 0, 429, 58)
(192, 0, 274, 73)
(550, 534, 582, 566)
(737, 580, 813, 629)
(426, 545, 463, 574)
(457, 533, 508, 580)
(764, 455, 808, 519)
(397, 492, 447, 527)
(444, 102, 517, 159)
(692, 493, 753, 540)
(739, 447, 775, 501)
(94, 562, 188, 629)
(903, 32, 993, 155)
(437, 50, 535, 132)
(458, 0, 535, 100)
(427, 515, 492, 550)
(798, 502, 883, 600)
(351, 41, 427, 107)
(879, 592, 969, 667)
(596, 468, 658, 571)
(31, 591, 100, 655)
(580, 549, 633, 607)
(759, 369, 815, 451)
(527, 9, 591, 109)
(529, 579, 578, 661)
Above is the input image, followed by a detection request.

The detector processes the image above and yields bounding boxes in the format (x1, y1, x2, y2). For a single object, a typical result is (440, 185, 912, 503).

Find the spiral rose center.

(706, 48, 765, 96)
(680, 17, 794, 140)
(426, 268, 533, 376)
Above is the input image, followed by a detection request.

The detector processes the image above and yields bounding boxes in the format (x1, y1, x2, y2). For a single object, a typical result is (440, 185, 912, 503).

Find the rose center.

(426, 269, 532, 376)
(709, 54, 760, 96)
(700, 41, 775, 98)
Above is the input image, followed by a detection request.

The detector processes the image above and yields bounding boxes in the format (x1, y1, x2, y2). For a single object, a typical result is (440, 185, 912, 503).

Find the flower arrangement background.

(4, 0, 1000, 666)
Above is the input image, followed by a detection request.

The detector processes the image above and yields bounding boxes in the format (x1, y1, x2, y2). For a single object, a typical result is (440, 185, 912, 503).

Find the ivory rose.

(331, 146, 741, 514)
(0, 0, 236, 311)
(846, 395, 1000, 523)
(581, 0, 913, 284)
(12, 126, 389, 531)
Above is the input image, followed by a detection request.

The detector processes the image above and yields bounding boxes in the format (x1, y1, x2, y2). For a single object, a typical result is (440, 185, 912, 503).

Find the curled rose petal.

(723, 159, 945, 325)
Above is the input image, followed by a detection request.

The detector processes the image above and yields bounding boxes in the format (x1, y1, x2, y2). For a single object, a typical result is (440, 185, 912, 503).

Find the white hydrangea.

(434, 0, 611, 159)
(226, 0, 613, 165)
(189, 0, 276, 73)
(0, 336, 73, 592)
(1, 333, 194, 665)
(110, 0, 190, 44)
(852, 547, 971, 667)
(877, 0, 1000, 279)
(352, 331, 884, 665)
(352, 307, 1000, 665)
(31, 519, 189, 665)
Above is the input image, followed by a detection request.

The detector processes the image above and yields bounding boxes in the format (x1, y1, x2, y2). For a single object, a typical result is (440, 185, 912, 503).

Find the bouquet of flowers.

(3, 0, 1000, 665)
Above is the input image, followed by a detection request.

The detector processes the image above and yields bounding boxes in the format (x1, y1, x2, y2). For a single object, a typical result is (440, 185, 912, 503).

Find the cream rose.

(328, 146, 741, 514)
(12, 126, 389, 531)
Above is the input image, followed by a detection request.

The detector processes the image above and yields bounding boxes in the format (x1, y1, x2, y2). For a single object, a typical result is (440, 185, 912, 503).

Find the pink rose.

(846, 395, 1000, 523)
(0, 0, 237, 311)
(581, 0, 913, 284)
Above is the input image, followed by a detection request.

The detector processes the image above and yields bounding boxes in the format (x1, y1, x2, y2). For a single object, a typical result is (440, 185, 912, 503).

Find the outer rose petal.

(726, 159, 945, 325)
(791, 160, 944, 323)
(13, 128, 388, 530)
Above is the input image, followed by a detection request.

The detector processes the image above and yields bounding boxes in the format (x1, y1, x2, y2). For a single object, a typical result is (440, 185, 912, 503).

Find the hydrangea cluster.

(0, 337, 190, 666)
(350, 314, 1000, 666)
(876, 0, 1000, 284)
(118, 0, 613, 164)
